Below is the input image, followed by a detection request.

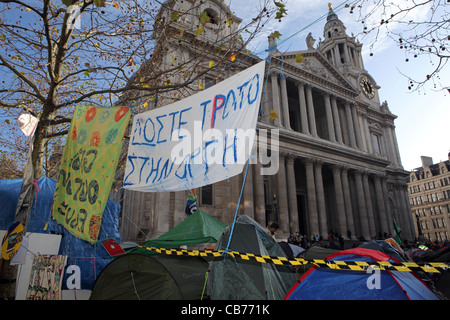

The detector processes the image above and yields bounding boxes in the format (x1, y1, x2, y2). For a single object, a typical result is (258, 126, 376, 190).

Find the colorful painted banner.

(26, 255, 67, 300)
(52, 105, 130, 243)
(123, 61, 266, 192)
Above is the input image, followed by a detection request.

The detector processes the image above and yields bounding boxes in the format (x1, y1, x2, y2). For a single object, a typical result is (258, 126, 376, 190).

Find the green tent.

(90, 209, 225, 300)
(132, 209, 226, 254)
(90, 253, 208, 300)
(208, 215, 299, 300)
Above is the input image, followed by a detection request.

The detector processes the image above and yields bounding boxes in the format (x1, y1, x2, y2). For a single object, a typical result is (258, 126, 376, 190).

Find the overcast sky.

(228, 0, 450, 171)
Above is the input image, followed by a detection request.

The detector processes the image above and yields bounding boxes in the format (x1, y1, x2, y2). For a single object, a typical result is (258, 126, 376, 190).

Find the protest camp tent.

(357, 239, 410, 262)
(130, 209, 226, 254)
(412, 245, 450, 299)
(0, 177, 121, 290)
(90, 209, 224, 300)
(208, 215, 298, 300)
(284, 248, 440, 300)
(89, 253, 209, 300)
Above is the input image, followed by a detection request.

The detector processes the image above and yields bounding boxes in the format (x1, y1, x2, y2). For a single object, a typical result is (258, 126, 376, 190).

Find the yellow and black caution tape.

(138, 246, 450, 274)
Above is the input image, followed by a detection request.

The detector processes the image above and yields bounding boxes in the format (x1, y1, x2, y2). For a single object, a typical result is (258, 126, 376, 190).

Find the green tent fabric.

(90, 253, 208, 300)
(131, 209, 226, 254)
(208, 215, 298, 300)
(90, 209, 224, 300)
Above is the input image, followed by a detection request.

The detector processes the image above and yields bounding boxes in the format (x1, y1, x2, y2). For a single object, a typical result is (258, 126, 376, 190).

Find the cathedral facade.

(119, 0, 415, 242)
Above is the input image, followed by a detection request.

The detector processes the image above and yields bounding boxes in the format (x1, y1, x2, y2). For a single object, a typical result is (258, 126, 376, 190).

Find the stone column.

(341, 168, 356, 239)
(229, 175, 241, 224)
(332, 165, 347, 237)
(352, 105, 363, 149)
(254, 162, 266, 226)
(305, 85, 318, 137)
(324, 93, 336, 142)
(304, 159, 319, 236)
(344, 101, 357, 148)
(270, 71, 282, 127)
(362, 113, 373, 154)
(280, 76, 291, 129)
(399, 183, 414, 240)
(331, 96, 343, 144)
(174, 190, 187, 227)
(277, 153, 289, 233)
(286, 154, 299, 233)
(244, 164, 255, 218)
(381, 177, 394, 233)
(362, 172, 376, 238)
(157, 192, 171, 235)
(314, 160, 328, 238)
(354, 170, 370, 239)
(297, 82, 310, 134)
(374, 175, 389, 235)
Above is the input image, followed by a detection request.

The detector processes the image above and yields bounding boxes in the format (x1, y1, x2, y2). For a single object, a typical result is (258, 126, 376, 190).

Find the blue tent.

(284, 248, 440, 300)
(0, 177, 121, 290)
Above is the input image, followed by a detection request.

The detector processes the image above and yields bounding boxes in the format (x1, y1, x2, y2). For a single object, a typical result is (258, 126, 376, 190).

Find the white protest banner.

(123, 61, 265, 192)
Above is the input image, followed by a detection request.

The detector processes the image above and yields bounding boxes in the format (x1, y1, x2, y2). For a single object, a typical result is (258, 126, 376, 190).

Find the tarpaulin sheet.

(0, 177, 121, 290)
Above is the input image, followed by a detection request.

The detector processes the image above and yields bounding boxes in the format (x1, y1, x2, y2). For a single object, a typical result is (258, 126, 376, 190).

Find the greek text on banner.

(52, 105, 131, 243)
(123, 61, 266, 192)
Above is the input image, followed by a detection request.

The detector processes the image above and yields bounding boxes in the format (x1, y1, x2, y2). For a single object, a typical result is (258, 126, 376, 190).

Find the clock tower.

(317, 4, 379, 105)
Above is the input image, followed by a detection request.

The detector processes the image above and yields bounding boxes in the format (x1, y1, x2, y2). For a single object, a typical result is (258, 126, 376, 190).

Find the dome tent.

(90, 208, 225, 300)
(284, 248, 440, 300)
(130, 208, 226, 252)
(89, 253, 208, 300)
(208, 215, 298, 300)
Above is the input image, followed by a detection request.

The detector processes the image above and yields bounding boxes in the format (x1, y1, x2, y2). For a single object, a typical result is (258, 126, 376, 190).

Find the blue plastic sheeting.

(0, 177, 121, 290)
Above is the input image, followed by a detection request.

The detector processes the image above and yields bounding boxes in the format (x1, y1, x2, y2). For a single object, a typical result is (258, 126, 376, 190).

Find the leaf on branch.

(194, 26, 205, 37)
(61, 0, 78, 7)
(295, 53, 304, 63)
(171, 12, 179, 21)
(269, 109, 279, 120)
(177, 27, 184, 41)
(127, 56, 134, 66)
(12, 54, 23, 61)
(113, 2, 119, 9)
(200, 11, 211, 24)
(94, 0, 106, 7)
(271, 31, 282, 40)
(274, 1, 287, 21)
(209, 61, 214, 68)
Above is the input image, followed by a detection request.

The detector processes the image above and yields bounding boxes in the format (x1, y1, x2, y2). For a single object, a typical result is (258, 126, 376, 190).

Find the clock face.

(360, 76, 375, 99)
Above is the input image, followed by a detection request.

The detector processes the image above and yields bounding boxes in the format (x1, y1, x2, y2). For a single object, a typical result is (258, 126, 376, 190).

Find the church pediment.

(271, 50, 358, 97)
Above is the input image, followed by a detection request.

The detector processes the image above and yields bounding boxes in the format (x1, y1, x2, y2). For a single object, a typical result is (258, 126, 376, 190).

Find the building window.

(372, 133, 381, 154)
(201, 185, 213, 206)
(202, 8, 219, 25)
